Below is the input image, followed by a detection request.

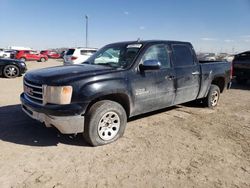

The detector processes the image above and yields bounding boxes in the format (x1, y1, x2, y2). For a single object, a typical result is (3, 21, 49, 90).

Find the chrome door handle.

(192, 71, 200, 75)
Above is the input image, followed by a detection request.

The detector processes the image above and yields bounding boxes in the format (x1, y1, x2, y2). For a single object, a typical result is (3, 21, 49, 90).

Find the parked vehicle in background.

(40, 50, 61, 59)
(0, 50, 17, 59)
(233, 51, 250, 84)
(21, 40, 232, 146)
(0, 58, 27, 78)
(197, 53, 216, 61)
(60, 50, 66, 58)
(223, 55, 235, 62)
(15, 50, 48, 62)
(63, 47, 97, 65)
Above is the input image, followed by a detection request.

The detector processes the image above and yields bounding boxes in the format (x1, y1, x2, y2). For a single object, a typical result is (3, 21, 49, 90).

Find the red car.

(15, 50, 48, 62)
(40, 50, 61, 59)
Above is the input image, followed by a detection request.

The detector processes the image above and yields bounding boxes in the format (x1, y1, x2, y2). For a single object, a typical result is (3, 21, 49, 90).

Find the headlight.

(43, 86, 73, 105)
(20, 62, 26, 67)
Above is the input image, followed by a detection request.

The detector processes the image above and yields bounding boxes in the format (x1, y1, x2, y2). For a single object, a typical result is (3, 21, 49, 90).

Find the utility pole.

(85, 15, 88, 47)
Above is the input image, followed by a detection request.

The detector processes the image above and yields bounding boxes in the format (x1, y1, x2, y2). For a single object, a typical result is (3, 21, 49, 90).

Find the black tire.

(3, 65, 20, 78)
(20, 57, 26, 62)
(236, 78, 247, 85)
(40, 58, 46, 62)
(203, 84, 220, 108)
(84, 100, 127, 146)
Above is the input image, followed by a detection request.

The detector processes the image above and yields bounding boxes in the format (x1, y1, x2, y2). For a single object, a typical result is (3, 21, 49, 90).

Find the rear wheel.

(3, 65, 20, 78)
(203, 84, 220, 108)
(84, 100, 127, 146)
(40, 57, 46, 62)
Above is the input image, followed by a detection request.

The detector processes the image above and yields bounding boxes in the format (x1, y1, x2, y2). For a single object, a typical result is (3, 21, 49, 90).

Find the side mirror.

(140, 59, 161, 71)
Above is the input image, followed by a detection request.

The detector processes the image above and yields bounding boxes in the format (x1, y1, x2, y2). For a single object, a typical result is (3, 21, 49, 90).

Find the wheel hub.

(211, 91, 219, 106)
(5, 67, 17, 77)
(97, 111, 120, 141)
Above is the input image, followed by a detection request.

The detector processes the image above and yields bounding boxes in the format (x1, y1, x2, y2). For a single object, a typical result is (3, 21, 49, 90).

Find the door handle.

(192, 71, 200, 75)
(165, 75, 175, 80)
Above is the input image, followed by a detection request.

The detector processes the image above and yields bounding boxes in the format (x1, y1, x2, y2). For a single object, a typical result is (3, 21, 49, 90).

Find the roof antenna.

(137, 37, 141, 42)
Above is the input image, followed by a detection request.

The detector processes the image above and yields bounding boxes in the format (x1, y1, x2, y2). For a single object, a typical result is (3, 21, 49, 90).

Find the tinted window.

(141, 44, 170, 68)
(80, 50, 96, 55)
(172, 44, 194, 67)
(234, 52, 250, 61)
(66, 49, 75, 55)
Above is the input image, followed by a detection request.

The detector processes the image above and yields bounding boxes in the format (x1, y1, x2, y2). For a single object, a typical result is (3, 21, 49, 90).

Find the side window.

(141, 44, 170, 68)
(172, 44, 194, 67)
(80, 50, 87, 55)
(235, 52, 250, 61)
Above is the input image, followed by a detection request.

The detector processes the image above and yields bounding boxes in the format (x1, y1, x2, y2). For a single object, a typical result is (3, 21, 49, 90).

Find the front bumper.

(22, 103, 85, 134)
(20, 93, 87, 116)
(20, 65, 27, 74)
(20, 93, 87, 134)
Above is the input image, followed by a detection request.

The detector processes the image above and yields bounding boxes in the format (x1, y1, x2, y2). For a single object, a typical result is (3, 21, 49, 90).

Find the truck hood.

(24, 64, 114, 85)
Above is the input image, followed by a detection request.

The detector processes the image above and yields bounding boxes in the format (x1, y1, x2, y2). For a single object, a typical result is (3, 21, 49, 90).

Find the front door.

(129, 43, 176, 116)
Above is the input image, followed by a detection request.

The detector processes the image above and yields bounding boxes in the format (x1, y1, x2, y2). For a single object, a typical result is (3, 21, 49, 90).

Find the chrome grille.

(24, 79, 43, 104)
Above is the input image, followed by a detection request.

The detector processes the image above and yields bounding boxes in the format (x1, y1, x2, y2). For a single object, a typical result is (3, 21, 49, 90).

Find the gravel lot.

(0, 59, 249, 188)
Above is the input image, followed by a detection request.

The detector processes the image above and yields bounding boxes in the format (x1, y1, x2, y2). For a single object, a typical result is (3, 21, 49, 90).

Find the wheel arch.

(211, 77, 225, 93)
(86, 93, 131, 117)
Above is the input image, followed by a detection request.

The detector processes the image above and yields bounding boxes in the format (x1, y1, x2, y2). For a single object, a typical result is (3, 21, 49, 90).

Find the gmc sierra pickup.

(20, 40, 232, 146)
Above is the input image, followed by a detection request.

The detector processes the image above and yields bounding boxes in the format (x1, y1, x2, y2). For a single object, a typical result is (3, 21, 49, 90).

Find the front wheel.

(3, 65, 20, 78)
(84, 100, 127, 146)
(203, 84, 220, 108)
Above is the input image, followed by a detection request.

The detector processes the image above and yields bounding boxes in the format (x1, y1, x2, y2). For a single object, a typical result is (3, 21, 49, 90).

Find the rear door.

(130, 43, 176, 115)
(25, 51, 33, 60)
(171, 43, 200, 104)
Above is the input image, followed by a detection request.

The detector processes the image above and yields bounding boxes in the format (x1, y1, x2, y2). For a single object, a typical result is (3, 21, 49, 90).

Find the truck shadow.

(0, 104, 90, 147)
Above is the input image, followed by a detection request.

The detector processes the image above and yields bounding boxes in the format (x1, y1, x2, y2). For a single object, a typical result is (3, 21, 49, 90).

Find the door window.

(140, 44, 170, 68)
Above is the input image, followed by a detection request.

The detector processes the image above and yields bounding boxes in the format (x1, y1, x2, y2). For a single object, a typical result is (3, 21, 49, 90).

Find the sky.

(0, 0, 250, 53)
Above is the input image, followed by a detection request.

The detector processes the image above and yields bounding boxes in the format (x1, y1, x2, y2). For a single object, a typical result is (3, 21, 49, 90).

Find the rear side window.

(80, 50, 97, 55)
(172, 44, 194, 67)
(66, 49, 75, 55)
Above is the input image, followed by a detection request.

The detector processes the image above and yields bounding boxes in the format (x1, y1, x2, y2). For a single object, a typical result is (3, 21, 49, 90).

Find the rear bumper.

(22, 104, 84, 134)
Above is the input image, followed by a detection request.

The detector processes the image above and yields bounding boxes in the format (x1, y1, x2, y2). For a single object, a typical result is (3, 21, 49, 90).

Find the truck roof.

(107, 40, 191, 46)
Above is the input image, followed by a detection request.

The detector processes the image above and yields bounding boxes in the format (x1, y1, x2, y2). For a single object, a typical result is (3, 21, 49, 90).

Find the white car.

(0, 50, 15, 58)
(64, 47, 97, 65)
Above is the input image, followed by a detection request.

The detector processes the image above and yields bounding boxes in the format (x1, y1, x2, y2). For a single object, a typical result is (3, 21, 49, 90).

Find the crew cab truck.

(20, 40, 232, 146)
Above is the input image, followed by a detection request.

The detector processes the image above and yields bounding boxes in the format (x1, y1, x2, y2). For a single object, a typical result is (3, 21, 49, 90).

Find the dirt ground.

(0, 59, 249, 188)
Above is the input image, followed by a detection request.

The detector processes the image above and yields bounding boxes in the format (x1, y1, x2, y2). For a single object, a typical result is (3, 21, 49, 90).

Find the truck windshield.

(84, 44, 142, 68)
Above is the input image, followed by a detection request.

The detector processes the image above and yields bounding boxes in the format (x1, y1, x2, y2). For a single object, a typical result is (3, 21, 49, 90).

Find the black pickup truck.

(21, 40, 232, 146)
(233, 51, 250, 84)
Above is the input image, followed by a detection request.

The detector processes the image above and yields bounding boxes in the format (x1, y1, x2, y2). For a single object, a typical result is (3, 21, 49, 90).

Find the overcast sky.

(0, 0, 250, 53)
